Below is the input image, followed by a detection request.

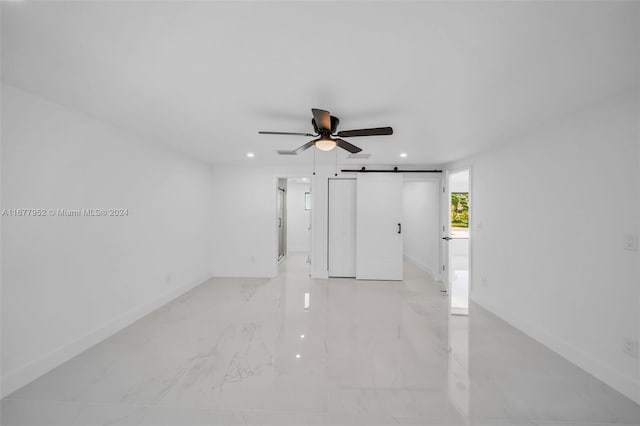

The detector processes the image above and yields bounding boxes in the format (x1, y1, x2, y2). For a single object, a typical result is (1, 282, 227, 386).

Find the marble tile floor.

(2, 253, 639, 426)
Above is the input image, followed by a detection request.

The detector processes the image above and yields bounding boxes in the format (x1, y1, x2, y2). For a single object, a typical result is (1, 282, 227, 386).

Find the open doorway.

(286, 177, 311, 259)
(402, 175, 441, 279)
(443, 169, 471, 316)
(276, 176, 311, 272)
(277, 178, 287, 262)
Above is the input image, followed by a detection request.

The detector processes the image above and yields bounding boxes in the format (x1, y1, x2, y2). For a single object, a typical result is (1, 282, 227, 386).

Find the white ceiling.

(2, 1, 638, 166)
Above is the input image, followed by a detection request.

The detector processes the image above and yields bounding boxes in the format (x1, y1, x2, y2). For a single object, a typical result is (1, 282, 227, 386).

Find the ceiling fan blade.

(294, 140, 317, 153)
(311, 108, 332, 130)
(336, 127, 393, 137)
(259, 131, 316, 136)
(330, 116, 340, 134)
(336, 138, 362, 154)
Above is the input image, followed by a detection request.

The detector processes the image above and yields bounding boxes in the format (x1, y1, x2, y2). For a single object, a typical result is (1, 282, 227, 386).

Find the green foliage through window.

(451, 192, 469, 228)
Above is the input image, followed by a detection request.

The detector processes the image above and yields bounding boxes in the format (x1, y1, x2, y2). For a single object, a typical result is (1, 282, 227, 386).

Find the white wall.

(173, 162, 323, 279)
(286, 182, 310, 253)
(402, 179, 440, 277)
(450, 170, 469, 194)
(203, 164, 329, 279)
(310, 170, 329, 278)
(209, 164, 311, 278)
(460, 92, 640, 403)
(1, 84, 216, 397)
(209, 165, 277, 278)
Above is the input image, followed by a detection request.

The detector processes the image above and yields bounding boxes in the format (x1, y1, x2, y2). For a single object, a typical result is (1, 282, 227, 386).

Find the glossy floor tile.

(2, 253, 639, 425)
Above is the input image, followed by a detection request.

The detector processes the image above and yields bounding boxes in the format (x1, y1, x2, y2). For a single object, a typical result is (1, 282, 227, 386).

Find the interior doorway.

(286, 177, 311, 259)
(402, 175, 441, 279)
(277, 178, 287, 261)
(443, 169, 471, 316)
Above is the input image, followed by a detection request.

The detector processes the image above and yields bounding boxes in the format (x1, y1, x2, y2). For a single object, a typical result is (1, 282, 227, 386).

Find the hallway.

(2, 254, 639, 425)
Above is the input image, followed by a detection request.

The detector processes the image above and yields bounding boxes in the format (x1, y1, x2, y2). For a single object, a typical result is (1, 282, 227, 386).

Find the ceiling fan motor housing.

(311, 116, 340, 136)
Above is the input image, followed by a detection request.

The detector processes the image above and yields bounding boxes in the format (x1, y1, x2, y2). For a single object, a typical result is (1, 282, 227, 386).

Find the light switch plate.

(623, 338, 638, 358)
(624, 233, 639, 251)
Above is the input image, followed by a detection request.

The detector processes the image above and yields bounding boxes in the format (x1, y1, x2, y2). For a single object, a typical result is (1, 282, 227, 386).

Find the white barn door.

(356, 173, 404, 280)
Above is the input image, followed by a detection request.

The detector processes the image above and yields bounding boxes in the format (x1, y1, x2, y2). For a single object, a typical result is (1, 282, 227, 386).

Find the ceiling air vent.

(347, 153, 371, 159)
(277, 150, 298, 156)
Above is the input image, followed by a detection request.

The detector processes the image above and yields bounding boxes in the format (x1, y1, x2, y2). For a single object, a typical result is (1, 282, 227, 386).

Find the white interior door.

(448, 170, 470, 316)
(356, 173, 403, 280)
(441, 171, 451, 295)
(328, 179, 357, 277)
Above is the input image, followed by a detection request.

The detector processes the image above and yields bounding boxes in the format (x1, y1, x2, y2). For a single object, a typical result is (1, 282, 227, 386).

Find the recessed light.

(296, 354, 301, 359)
(246, 152, 255, 158)
(400, 153, 407, 158)
(300, 334, 305, 339)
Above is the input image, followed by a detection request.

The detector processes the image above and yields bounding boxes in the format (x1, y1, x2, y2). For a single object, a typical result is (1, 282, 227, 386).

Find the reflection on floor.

(451, 268, 469, 312)
(450, 235, 469, 315)
(2, 254, 639, 425)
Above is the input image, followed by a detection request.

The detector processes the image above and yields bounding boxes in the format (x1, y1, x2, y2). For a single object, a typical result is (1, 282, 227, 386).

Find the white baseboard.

(212, 271, 277, 279)
(472, 297, 640, 406)
(311, 269, 329, 279)
(403, 254, 440, 281)
(287, 248, 309, 254)
(1, 274, 211, 398)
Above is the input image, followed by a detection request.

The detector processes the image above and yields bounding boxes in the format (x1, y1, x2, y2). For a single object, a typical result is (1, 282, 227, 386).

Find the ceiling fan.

(258, 108, 393, 154)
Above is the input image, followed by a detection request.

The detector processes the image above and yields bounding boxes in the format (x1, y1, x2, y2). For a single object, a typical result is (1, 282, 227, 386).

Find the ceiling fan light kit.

(314, 137, 337, 151)
(259, 108, 393, 155)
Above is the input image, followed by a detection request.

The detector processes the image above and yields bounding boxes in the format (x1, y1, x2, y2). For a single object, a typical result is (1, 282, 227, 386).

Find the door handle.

(397, 223, 402, 234)
(442, 236, 452, 241)
(278, 218, 282, 228)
